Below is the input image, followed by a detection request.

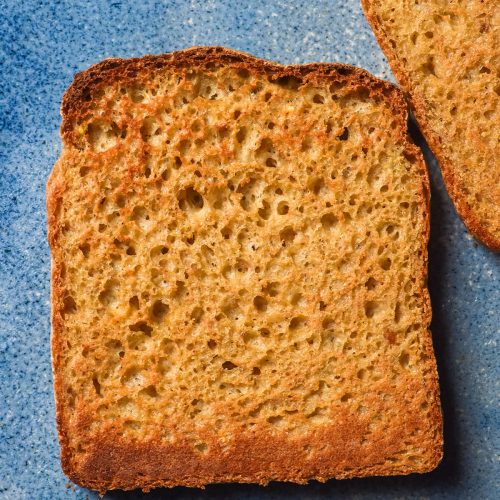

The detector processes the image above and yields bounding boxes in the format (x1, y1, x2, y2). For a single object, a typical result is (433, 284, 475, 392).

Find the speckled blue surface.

(0, 1, 498, 498)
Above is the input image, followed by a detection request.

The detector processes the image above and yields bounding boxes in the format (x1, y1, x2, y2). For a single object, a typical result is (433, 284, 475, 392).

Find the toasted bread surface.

(47, 46, 442, 493)
(362, 0, 500, 250)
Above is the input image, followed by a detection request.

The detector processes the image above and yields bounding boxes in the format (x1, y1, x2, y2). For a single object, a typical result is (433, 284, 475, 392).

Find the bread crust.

(47, 46, 443, 494)
(361, 1, 500, 251)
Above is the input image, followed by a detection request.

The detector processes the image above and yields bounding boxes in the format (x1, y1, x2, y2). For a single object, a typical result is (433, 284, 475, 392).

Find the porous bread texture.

(47, 47, 442, 493)
(362, 0, 500, 250)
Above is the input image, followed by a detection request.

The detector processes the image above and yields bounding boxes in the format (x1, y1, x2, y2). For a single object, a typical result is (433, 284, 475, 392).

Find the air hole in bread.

(301, 136, 312, 152)
(177, 187, 204, 211)
(98, 280, 119, 306)
(256, 137, 274, 157)
(88, 121, 119, 152)
(394, 302, 402, 323)
(337, 127, 349, 141)
(258, 201, 271, 220)
(128, 295, 140, 310)
(321, 213, 338, 229)
(253, 296, 268, 311)
(364, 301, 381, 319)
(191, 307, 204, 323)
(92, 376, 101, 396)
(272, 75, 301, 90)
(129, 321, 153, 336)
(151, 300, 169, 320)
(420, 57, 436, 77)
(279, 226, 296, 245)
(277, 201, 289, 215)
(78, 243, 90, 257)
(399, 351, 410, 369)
(139, 385, 159, 398)
(379, 257, 392, 270)
(313, 93, 325, 104)
(194, 442, 208, 453)
(237, 68, 250, 79)
(121, 367, 144, 387)
(140, 116, 162, 144)
(160, 339, 177, 355)
(236, 126, 247, 143)
(340, 393, 352, 403)
(221, 225, 232, 239)
(306, 407, 327, 424)
(128, 86, 145, 103)
(267, 415, 284, 426)
(127, 332, 148, 351)
(322, 318, 334, 330)
(172, 280, 186, 298)
(290, 292, 302, 306)
(365, 277, 377, 290)
(289, 316, 307, 330)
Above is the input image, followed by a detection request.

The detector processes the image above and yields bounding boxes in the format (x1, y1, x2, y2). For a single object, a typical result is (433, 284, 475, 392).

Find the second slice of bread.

(362, 0, 500, 250)
(48, 47, 442, 493)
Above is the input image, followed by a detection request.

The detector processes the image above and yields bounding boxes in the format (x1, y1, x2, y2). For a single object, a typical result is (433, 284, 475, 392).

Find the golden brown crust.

(68, 413, 436, 493)
(61, 46, 408, 146)
(47, 46, 443, 494)
(361, 1, 500, 251)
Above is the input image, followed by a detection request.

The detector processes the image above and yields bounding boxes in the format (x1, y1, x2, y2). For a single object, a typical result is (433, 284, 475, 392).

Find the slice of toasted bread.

(47, 46, 442, 493)
(362, 0, 500, 250)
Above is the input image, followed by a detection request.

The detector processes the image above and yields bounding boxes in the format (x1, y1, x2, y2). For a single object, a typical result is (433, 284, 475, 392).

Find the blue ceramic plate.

(0, 1, 498, 498)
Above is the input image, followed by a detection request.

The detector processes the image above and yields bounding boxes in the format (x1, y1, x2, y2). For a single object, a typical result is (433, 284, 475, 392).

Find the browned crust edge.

(47, 46, 443, 494)
(361, 1, 500, 251)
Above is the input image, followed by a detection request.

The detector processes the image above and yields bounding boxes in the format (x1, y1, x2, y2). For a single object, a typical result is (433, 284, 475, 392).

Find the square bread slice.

(362, 0, 500, 250)
(47, 47, 442, 493)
